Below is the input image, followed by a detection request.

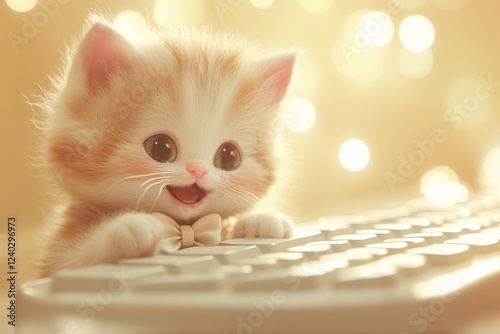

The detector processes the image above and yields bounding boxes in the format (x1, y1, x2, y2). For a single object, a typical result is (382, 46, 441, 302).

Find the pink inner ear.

(81, 23, 130, 90)
(262, 54, 296, 103)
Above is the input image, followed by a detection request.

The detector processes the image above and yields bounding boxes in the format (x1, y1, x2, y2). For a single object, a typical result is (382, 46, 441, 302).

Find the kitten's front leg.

(64, 213, 164, 270)
(37, 212, 166, 278)
(232, 211, 293, 238)
(104, 213, 165, 259)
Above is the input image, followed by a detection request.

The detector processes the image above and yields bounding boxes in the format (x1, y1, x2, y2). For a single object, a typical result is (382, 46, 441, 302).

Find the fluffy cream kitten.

(34, 16, 295, 278)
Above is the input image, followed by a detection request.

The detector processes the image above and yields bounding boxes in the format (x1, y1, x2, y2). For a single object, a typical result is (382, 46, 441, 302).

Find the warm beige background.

(1, 0, 500, 332)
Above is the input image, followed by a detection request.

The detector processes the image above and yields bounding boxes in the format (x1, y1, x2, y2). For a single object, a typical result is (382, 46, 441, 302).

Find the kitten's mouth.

(166, 184, 207, 206)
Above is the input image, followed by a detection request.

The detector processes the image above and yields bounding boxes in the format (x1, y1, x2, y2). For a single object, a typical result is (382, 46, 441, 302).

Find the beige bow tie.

(152, 213, 222, 254)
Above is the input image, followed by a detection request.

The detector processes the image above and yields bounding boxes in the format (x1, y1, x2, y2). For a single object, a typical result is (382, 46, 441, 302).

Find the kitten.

(34, 16, 295, 278)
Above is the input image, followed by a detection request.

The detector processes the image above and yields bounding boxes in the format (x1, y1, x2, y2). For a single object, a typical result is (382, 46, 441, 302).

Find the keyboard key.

(407, 244, 470, 265)
(295, 220, 354, 238)
(307, 240, 351, 252)
(286, 261, 339, 288)
(320, 252, 374, 266)
(119, 255, 218, 273)
(443, 218, 484, 231)
(346, 247, 389, 257)
(221, 231, 322, 253)
(422, 226, 463, 238)
(458, 233, 500, 241)
(331, 233, 379, 247)
(234, 258, 347, 291)
(445, 238, 500, 254)
(259, 252, 304, 267)
(286, 243, 332, 258)
(175, 245, 261, 264)
(206, 264, 253, 280)
(481, 227, 500, 237)
(300, 258, 349, 273)
(397, 216, 432, 227)
(232, 269, 294, 291)
(312, 253, 349, 267)
(404, 232, 446, 244)
(442, 222, 481, 232)
(51, 264, 165, 293)
(384, 237, 426, 248)
(366, 242, 409, 254)
(335, 263, 398, 287)
(380, 254, 427, 275)
(232, 256, 278, 271)
(356, 229, 395, 239)
(373, 223, 414, 237)
(134, 271, 226, 291)
(321, 226, 357, 238)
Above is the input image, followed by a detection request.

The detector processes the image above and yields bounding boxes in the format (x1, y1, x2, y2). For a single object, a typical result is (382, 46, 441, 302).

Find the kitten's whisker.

(219, 187, 243, 206)
(216, 183, 234, 201)
(226, 182, 262, 204)
(219, 181, 261, 206)
(113, 172, 174, 186)
(138, 176, 175, 189)
(135, 179, 169, 211)
(150, 182, 169, 212)
(222, 187, 258, 206)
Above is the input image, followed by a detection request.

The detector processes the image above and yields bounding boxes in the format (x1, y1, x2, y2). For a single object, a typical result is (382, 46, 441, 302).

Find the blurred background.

(1, 0, 500, 317)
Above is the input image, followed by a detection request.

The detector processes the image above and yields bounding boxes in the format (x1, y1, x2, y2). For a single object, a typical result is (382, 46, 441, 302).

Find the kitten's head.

(43, 18, 295, 222)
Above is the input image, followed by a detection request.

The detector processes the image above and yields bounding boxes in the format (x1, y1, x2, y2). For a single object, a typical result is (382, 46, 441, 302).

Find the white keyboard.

(19, 191, 500, 334)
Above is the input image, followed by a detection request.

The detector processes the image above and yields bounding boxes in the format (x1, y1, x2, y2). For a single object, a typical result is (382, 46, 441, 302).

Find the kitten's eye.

(214, 142, 241, 171)
(143, 134, 177, 163)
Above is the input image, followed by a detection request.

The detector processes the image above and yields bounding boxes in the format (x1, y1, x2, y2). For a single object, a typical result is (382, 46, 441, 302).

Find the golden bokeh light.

(420, 166, 470, 207)
(114, 11, 148, 43)
(6, 0, 37, 12)
(399, 15, 435, 52)
(359, 11, 394, 47)
(338, 139, 370, 172)
(281, 98, 316, 133)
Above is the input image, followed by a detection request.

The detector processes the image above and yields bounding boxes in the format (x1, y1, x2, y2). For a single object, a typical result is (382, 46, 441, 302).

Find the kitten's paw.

(232, 212, 293, 238)
(108, 213, 164, 259)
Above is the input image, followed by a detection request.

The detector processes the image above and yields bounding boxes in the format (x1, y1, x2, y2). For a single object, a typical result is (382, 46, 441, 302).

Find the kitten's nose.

(186, 162, 208, 180)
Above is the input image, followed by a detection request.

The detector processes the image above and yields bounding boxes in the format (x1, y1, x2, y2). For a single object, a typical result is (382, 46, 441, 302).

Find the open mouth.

(166, 184, 208, 205)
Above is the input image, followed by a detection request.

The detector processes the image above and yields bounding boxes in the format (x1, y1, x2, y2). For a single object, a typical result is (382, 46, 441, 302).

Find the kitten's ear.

(259, 52, 296, 104)
(73, 21, 134, 91)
